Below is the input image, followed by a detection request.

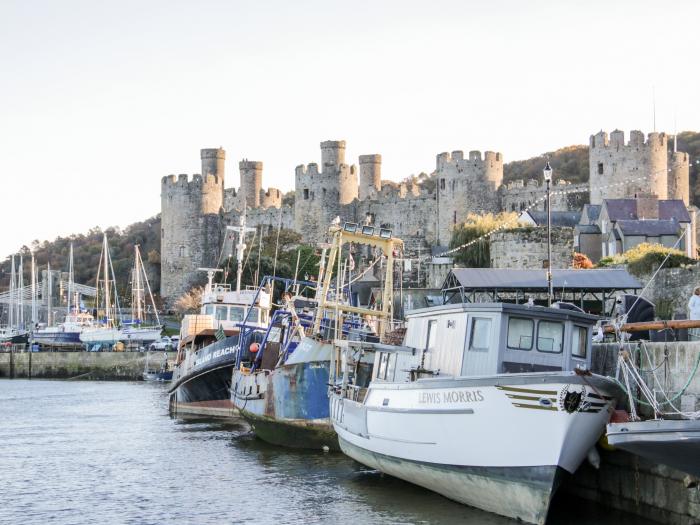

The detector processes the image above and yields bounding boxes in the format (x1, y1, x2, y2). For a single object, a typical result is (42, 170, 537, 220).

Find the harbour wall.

(0, 351, 177, 381)
(567, 341, 700, 524)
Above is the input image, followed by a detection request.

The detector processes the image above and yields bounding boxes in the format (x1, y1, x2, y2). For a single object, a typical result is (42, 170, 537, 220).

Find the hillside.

(0, 216, 162, 297)
(503, 145, 589, 185)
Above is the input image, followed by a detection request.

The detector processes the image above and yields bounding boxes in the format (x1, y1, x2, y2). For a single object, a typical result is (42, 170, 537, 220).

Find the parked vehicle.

(149, 336, 174, 351)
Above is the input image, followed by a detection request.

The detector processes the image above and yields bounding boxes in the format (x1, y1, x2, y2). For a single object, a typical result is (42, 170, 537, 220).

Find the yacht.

(330, 301, 622, 525)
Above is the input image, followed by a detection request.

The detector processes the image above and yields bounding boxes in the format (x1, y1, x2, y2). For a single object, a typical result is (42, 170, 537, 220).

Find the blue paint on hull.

(32, 330, 82, 347)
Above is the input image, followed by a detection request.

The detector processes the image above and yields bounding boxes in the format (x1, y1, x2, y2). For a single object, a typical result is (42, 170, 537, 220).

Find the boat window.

(268, 326, 282, 343)
(469, 317, 491, 351)
(426, 320, 437, 351)
(377, 352, 389, 380)
(572, 325, 587, 358)
(215, 306, 228, 321)
(204, 305, 214, 316)
(507, 317, 533, 350)
(228, 307, 245, 322)
(386, 353, 397, 381)
(537, 321, 564, 353)
(247, 308, 260, 323)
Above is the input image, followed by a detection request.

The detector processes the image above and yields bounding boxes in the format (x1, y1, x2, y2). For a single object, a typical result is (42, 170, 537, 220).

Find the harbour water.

(1, 380, 649, 525)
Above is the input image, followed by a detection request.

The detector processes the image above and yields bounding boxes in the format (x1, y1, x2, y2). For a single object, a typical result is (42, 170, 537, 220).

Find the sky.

(1, 0, 699, 258)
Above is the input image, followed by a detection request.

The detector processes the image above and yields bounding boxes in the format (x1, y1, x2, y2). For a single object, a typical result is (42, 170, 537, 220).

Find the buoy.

(249, 342, 259, 353)
(322, 445, 330, 453)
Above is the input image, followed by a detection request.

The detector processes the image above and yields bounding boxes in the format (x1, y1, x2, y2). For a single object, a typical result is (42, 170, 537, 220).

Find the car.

(149, 336, 173, 351)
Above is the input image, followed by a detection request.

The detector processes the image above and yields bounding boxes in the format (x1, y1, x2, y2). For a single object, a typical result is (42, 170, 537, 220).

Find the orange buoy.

(249, 342, 259, 353)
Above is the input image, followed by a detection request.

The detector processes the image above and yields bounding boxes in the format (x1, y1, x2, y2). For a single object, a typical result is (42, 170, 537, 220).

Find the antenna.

(225, 207, 255, 293)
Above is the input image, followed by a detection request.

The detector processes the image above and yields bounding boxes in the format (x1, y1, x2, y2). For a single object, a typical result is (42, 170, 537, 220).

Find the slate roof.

(575, 224, 601, 234)
(616, 219, 682, 236)
(523, 210, 581, 228)
(584, 204, 602, 222)
(603, 199, 690, 222)
(444, 268, 641, 291)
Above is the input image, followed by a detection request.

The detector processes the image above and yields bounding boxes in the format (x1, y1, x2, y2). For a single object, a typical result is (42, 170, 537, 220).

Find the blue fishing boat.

(231, 223, 401, 450)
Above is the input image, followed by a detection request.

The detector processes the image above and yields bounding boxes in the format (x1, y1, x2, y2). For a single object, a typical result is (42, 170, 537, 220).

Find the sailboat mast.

(103, 235, 111, 327)
(9, 255, 15, 328)
(137, 246, 160, 326)
(18, 256, 23, 328)
(47, 262, 53, 326)
(31, 253, 37, 327)
(67, 243, 73, 315)
(134, 245, 143, 322)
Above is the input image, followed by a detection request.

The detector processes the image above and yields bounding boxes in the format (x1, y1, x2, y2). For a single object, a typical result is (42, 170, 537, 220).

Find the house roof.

(443, 268, 641, 292)
(603, 198, 690, 223)
(575, 224, 601, 234)
(616, 219, 682, 236)
(523, 210, 581, 228)
(584, 204, 602, 222)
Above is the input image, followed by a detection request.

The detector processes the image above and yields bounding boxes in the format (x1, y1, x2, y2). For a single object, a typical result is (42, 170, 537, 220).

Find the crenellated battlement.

(161, 173, 222, 187)
(295, 163, 320, 178)
(590, 129, 668, 149)
(436, 149, 503, 170)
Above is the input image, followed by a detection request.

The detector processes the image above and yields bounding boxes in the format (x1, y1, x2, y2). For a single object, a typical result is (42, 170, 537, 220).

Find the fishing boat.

(80, 235, 123, 347)
(329, 301, 623, 525)
(231, 222, 398, 450)
(168, 215, 269, 417)
(121, 245, 162, 346)
(143, 351, 173, 382)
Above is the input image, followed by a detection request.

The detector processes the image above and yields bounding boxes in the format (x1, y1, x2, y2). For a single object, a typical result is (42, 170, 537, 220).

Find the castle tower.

(435, 149, 503, 245)
(589, 130, 668, 205)
(201, 148, 225, 179)
(321, 140, 346, 169)
(160, 149, 225, 302)
(359, 154, 382, 200)
(669, 149, 690, 205)
(239, 160, 263, 209)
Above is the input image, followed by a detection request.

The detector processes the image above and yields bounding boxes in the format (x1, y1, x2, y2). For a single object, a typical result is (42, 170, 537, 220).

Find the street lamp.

(543, 161, 553, 306)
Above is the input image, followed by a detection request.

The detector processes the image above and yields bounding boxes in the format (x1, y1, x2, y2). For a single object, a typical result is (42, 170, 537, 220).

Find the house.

(574, 197, 693, 262)
(518, 210, 582, 228)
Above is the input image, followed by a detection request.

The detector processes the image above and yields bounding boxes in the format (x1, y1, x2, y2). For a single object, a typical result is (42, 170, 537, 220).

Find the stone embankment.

(566, 341, 700, 524)
(0, 351, 177, 381)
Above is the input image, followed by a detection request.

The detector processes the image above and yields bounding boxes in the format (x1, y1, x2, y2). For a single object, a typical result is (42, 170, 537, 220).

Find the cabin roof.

(443, 268, 641, 292)
(406, 301, 600, 324)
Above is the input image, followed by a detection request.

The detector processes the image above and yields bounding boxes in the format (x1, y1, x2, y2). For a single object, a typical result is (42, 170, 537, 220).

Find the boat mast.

(133, 245, 143, 323)
(136, 245, 160, 326)
(9, 255, 15, 328)
(47, 262, 53, 327)
(18, 256, 24, 328)
(31, 253, 37, 327)
(102, 234, 111, 327)
(226, 209, 255, 293)
(67, 243, 73, 315)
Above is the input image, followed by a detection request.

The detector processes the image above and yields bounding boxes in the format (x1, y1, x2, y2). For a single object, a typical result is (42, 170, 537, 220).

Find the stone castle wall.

(160, 130, 690, 301)
(489, 227, 574, 269)
(501, 179, 589, 212)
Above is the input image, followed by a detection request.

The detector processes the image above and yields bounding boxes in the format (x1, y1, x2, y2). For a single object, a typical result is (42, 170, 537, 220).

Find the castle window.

(323, 188, 326, 197)
(303, 189, 309, 200)
(597, 163, 604, 175)
(453, 211, 457, 224)
(179, 245, 186, 257)
(161, 228, 164, 238)
(440, 179, 445, 190)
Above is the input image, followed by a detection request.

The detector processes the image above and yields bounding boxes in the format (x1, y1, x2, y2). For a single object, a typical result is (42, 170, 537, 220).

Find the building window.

(453, 211, 457, 224)
(303, 189, 309, 200)
(178, 245, 186, 257)
(597, 162, 604, 175)
(440, 178, 445, 190)
(322, 188, 326, 196)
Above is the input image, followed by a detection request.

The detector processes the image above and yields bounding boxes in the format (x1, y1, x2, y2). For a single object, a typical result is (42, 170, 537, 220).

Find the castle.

(160, 129, 691, 301)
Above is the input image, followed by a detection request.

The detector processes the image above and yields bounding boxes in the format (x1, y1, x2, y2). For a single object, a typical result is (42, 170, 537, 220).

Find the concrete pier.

(0, 350, 177, 381)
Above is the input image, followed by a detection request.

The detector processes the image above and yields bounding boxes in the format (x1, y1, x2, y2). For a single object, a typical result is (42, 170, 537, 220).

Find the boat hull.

(339, 435, 565, 525)
(607, 420, 700, 477)
(169, 337, 239, 418)
(0, 332, 29, 345)
(79, 328, 123, 345)
(32, 329, 82, 348)
(331, 373, 619, 525)
(122, 327, 162, 345)
(232, 358, 338, 450)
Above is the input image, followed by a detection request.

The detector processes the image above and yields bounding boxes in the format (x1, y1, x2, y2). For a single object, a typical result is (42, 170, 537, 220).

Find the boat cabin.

(372, 303, 599, 382)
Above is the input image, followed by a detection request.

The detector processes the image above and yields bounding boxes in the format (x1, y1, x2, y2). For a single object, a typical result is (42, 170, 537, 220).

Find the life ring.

(249, 342, 259, 353)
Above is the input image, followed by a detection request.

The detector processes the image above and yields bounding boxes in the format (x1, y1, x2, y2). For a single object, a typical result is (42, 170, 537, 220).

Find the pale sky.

(1, 0, 699, 258)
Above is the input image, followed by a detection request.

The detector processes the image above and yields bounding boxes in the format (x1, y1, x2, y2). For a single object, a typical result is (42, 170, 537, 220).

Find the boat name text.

(418, 390, 484, 404)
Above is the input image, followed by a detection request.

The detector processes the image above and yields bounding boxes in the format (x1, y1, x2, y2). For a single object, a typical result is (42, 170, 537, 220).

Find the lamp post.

(543, 161, 553, 306)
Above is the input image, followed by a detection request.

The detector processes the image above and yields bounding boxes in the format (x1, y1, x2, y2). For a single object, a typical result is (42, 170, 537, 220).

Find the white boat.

(33, 311, 95, 348)
(120, 245, 162, 346)
(80, 234, 123, 347)
(330, 302, 622, 525)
